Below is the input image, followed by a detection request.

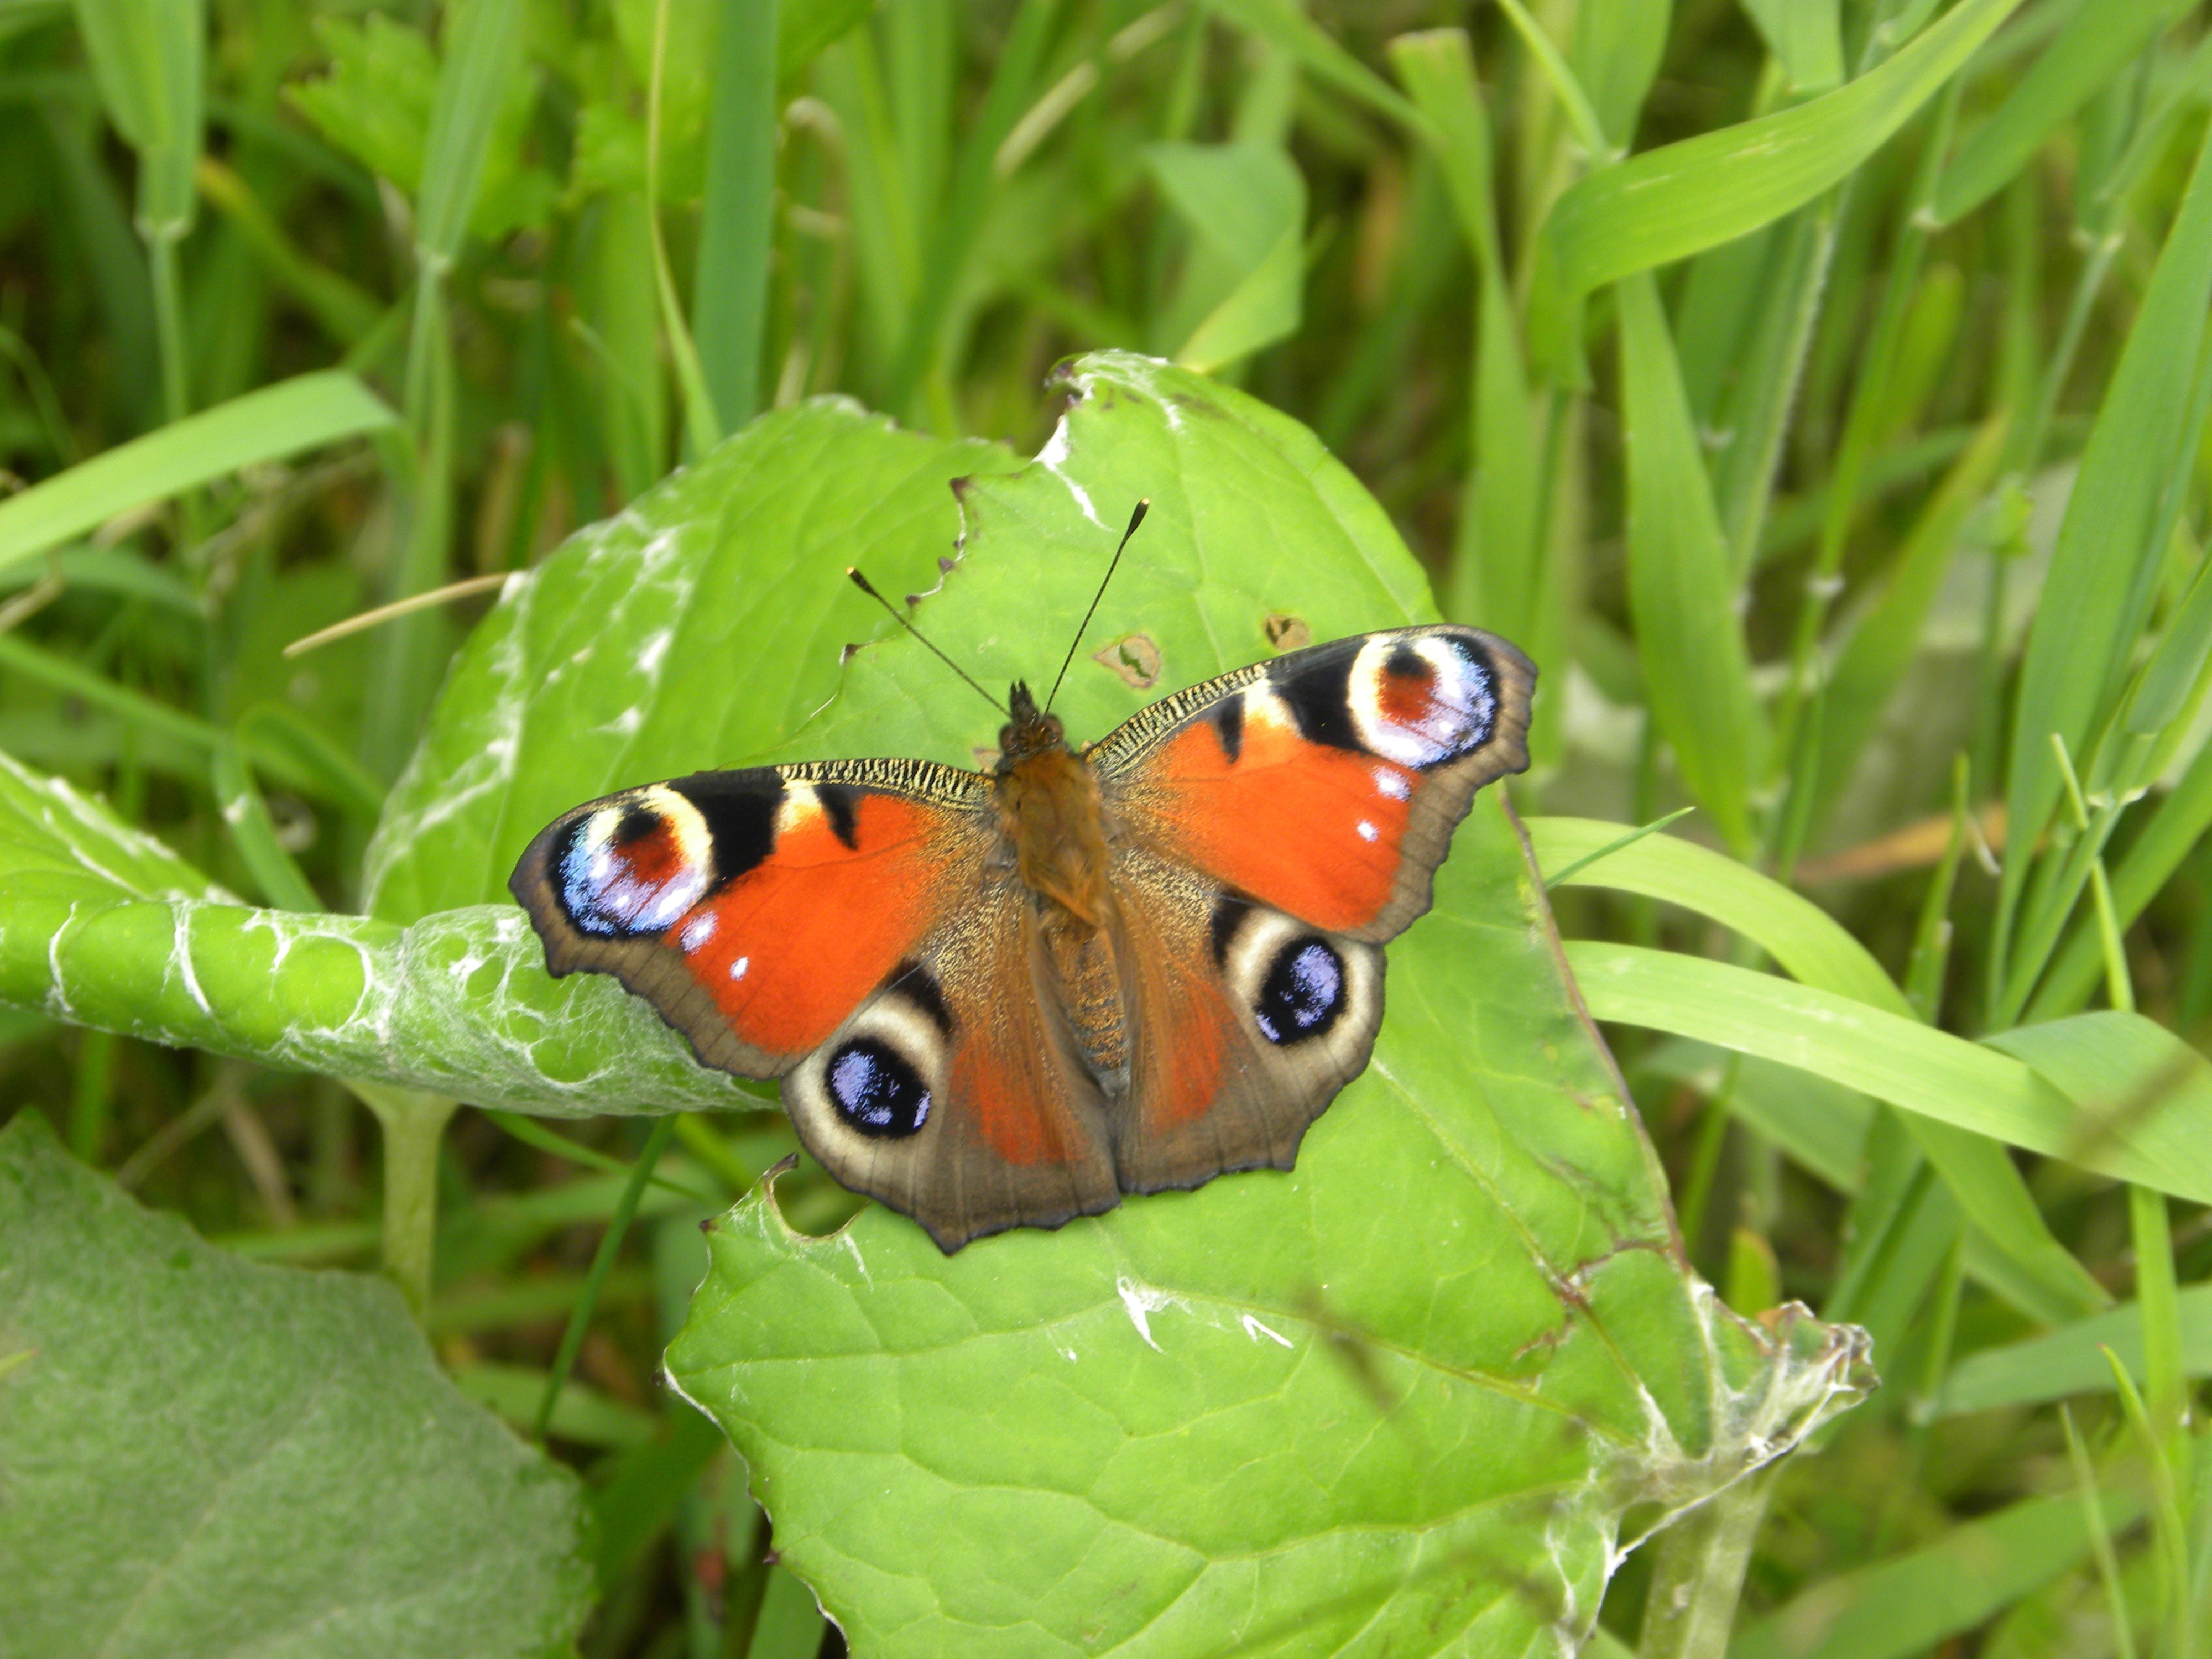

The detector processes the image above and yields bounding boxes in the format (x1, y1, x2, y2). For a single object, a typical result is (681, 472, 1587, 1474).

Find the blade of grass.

(1712, 200, 1839, 581)
(1533, 816, 1898, 1006)
(1568, 940, 2212, 1201)
(1994, 120, 2212, 1022)
(2035, 725, 2212, 1019)
(211, 732, 320, 911)
(745, 1564, 830, 1658)
(1934, 1284, 2212, 1416)
(233, 702, 385, 822)
(1743, 0, 1844, 94)
(1802, 412, 2009, 834)
(1391, 31, 1551, 668)
(1201, 0, 1429, 140)
(194, 155, 380, 348)
(1615, 271, 1768, 855)
(1528, 0, 2022, 380)
(1773, 82, 1962, 800)
(2130, 1185, 2185, 1461)
(413, 0, 523, 281)
(1729, 1487, 2148, 1659)
(0, 371, 397, 576)
(2062, 1405, 2140, 1659)
(74, 0, 205, 422)
(482, 1108, 722, 1205)
(1931, 0, 2189, 226)
(1903, 756, 1973, 1022)
(1536, 807, 1698, 891)
(532, 1114, 678, 1442)
(2104, 1350, 2195, 1653)
(695, 0, 780, 432)
(646, 0, 721, 458)
(884, 0, 1059, 421)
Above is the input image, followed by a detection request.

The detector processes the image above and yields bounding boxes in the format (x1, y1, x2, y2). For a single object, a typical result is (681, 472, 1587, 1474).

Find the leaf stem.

(1637, 1467, 1776, 1659)
(348, 1080, 457, 1324)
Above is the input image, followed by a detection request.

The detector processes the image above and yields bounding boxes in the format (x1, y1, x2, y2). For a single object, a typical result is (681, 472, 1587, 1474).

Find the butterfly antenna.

(1045, 498, 1149, 713)
(846, 568, 1009, 717)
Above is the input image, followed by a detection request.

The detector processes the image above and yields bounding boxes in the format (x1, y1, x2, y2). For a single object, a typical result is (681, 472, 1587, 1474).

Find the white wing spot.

(681, 913, 717, 952)
(729, 955, 749, 982)
(1356, 820, 1378, 843)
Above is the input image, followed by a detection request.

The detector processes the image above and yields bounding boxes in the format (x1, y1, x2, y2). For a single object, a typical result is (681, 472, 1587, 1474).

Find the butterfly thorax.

(994, 681, 1110, 928)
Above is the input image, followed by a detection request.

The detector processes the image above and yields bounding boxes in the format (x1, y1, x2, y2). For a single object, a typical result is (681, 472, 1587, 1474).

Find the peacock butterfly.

(510, 504, 1535, 1250)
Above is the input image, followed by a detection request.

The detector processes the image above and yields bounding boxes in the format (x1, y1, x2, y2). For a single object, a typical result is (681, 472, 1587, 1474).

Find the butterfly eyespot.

(1348, 634, 1498, 770)
(826, 1036, 932, 1137)
(555, 786, 712, 937)
(1253, 938, 1345, 1046)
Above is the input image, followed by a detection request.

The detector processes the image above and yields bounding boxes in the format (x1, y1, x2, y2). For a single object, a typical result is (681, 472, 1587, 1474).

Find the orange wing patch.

(1124, 912, 1233, 1131)
(1133, 704, 1416, 934)
(665, 791, 945, 1055)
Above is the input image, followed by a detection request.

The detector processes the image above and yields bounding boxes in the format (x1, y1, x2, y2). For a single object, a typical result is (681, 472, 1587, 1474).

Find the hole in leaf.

(1093, 634, 1161, 688)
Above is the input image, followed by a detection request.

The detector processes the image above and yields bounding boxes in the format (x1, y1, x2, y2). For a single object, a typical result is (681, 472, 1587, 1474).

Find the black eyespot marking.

(1254, 938, 1345, 1045)
(1209, 894, 1253, 967)
(886, 959, 956, 1038)
(612, 804, 660, 844)
(826, 1037, 931, 1137)
(1271, 645, 1361, 752)
(1383, 641, 1429, 683)
(672, 771, 783, 885)
(1210, 694, 1244, 763)
(816, 782, 861, 850)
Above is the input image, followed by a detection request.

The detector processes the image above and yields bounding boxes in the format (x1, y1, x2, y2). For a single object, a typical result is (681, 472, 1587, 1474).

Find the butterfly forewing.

(509, 761, 993, 1075)
(1093, 624, 1535, 943)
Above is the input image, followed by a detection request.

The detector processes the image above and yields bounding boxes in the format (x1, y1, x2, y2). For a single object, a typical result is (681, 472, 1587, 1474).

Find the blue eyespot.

(827, 1037, 931, 1137)
(1254, 940, 1345, 1045)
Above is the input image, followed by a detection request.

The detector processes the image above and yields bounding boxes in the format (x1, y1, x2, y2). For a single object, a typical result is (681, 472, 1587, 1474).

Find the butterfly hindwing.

(1093, 624, 1535, 943)
(1107, 843, 1386, 1194)
(509, 760, 993, 1075)
(781, 886, 1120, 1250)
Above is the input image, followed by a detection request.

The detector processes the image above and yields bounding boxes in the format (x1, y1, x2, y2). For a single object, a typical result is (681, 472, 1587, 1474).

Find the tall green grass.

(6, 0, 2212, 1651)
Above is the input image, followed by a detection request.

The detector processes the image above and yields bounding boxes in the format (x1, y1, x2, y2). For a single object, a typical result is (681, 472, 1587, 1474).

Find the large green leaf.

(661, 353, 1869, 1654)
(0, 1112, 591, 1656)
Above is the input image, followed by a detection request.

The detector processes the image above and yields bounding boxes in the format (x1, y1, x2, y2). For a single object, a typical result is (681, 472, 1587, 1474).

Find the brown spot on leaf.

(1093, 633, 1161, 689)
(1264, 613, 1311, 651)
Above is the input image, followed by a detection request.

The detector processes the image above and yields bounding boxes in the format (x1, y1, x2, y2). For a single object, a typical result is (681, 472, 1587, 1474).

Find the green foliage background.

(6, 0, 2212, 1654)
